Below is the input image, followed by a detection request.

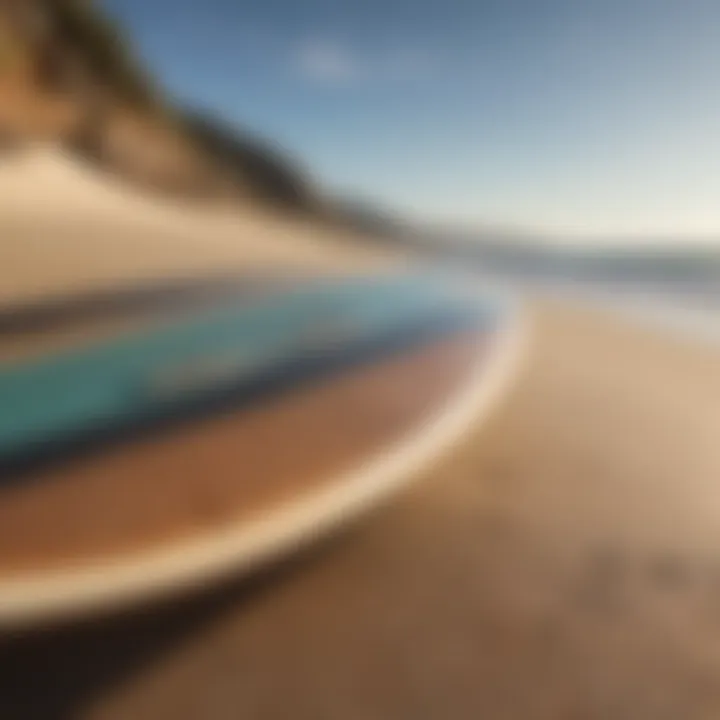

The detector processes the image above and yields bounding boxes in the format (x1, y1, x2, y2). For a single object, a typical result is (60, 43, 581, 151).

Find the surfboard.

(0, 272, 525, 627)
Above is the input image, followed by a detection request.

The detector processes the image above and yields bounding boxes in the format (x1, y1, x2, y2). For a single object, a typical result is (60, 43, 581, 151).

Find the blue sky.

(102, 0, 720, 240)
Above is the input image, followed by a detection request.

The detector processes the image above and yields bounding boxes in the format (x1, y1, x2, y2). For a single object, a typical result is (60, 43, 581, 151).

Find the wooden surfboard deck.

(0, 273, 524, 627)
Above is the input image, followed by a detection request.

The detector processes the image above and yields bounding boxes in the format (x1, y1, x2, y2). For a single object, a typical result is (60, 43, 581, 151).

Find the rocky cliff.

(0, 0, 316, 211)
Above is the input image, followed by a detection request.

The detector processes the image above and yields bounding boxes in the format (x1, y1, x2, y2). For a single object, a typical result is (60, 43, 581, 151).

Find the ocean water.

(438, 243, 720, 345)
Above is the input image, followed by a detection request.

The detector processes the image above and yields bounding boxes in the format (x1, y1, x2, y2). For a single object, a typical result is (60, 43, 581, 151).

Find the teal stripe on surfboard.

(0, 276, 496, 462)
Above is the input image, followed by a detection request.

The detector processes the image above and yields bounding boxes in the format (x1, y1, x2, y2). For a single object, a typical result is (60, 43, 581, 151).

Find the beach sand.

(2, 150, 720, 717)
(28, 301, 710, 720)
(3, 306, 719, 719)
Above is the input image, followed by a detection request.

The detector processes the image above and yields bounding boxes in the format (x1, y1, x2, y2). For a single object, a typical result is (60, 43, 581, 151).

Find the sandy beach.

(2, 151, 720, 717)
(25, 302, 707, 720)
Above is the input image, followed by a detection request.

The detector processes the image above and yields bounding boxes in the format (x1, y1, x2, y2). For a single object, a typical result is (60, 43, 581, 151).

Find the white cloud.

(295, 40, 434, 87)
(295, 40, 360, 85)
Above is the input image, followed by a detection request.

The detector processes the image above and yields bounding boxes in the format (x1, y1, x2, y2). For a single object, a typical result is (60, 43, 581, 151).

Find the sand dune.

(0, 146, 159, 220)
(0, 148, 401, 305)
